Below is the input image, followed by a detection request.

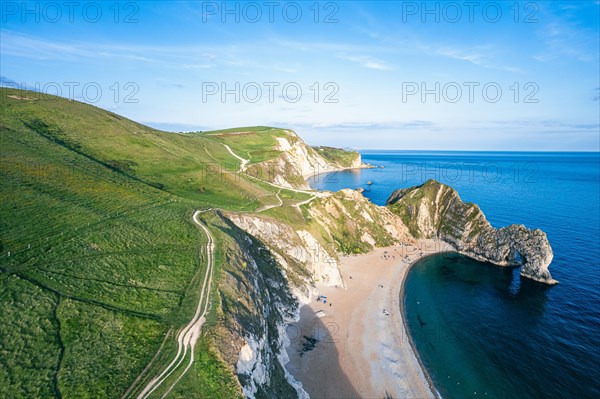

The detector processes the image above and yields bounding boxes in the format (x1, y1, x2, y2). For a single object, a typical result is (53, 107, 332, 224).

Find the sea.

(308, 151, 600, 399)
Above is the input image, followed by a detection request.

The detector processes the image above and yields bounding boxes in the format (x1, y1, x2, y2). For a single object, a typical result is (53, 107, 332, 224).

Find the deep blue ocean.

(309, 151, 600, 399)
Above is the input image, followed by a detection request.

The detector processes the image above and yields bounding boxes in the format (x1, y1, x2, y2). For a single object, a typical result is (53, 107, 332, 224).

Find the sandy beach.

(285, 240, 453, 398)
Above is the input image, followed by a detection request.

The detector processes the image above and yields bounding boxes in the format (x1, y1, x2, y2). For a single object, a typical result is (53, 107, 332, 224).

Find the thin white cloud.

(534, 5, 600, 63)
(532, 54, 555, 62)
(437, 48, 487, 64)
(0, 30, 295, 73)
(0, 30, 186, 64)
(337, 54, 394, 70)
(181, 64, 213, 69)
(436, 46, 522, 73)
(477, 119, 600, 131)
(280, 120, 435, 130)
(271, 37, 395, 55)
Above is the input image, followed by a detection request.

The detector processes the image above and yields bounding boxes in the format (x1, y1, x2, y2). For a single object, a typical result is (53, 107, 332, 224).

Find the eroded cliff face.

(204, 212, 308, 399)
(244, 130, 364, 189)
(386, 179, 556, 284)
(307, 188, 413, 254)
(217, 177, 555, 398)
(226, 189, 413, 301)
(222, 188, 419, 397)
(225, 212, 344, 304)
(349, 153, 364, 169)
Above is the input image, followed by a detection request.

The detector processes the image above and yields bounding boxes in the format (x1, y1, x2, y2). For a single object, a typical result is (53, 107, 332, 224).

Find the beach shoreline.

(284, 240, 453, 398)
(399, 251, 455, 399)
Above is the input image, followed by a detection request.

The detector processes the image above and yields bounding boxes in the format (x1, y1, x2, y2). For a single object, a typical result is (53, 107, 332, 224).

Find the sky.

(1, 0, 599, 150)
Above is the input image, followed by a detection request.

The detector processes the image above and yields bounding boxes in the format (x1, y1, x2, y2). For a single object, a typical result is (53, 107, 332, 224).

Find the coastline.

(284, 240, 453, 398)
(399, 251, 456, 399)
(303, 162, 376, 181)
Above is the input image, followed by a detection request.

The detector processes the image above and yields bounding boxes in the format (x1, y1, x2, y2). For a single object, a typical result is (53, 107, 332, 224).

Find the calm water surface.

(309, 151, 600, 398)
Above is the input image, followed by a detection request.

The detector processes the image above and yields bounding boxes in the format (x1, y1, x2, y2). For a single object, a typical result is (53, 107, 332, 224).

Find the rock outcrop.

(208, 213, 308, 398)
(226, 212, 344, 303)
(386, 179, 556, 284)
(307, 189, 412, 254)
(245, 130, 365, 189)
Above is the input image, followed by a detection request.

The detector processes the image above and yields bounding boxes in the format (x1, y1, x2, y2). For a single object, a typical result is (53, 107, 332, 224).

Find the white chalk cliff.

(386, 179, 556, 284)
(244, 130, 366, 189)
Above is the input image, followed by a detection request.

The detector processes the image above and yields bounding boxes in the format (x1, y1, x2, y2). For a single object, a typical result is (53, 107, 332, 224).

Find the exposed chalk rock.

(387, 179, 556, 284)
(245, 130, 367, 189)
(226, 213, 344, 290)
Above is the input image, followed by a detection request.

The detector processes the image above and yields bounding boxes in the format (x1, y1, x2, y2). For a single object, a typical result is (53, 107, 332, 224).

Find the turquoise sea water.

(309, 151, 600, 398)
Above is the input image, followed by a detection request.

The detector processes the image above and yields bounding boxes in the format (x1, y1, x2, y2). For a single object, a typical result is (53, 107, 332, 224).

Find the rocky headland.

(386, 179, 556, 284)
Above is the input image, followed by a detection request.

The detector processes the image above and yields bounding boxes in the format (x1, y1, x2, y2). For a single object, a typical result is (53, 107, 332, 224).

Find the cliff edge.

(386, 179, 556, 284)
(244, 130, 367, 189)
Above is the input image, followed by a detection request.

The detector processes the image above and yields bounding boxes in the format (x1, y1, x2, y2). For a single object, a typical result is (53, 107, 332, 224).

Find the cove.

(403, 252, 598, 399)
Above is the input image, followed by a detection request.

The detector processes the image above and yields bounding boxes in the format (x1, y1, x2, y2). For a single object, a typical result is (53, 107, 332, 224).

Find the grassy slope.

(0, 89, 253, 397)
(313, 146, 359, 168)
(201, 126, 290, 165)
(0, 88, 359, 398)
(2, 91, 298, 212)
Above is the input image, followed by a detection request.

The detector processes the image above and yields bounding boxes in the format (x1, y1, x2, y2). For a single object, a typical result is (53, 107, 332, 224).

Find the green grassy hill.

(0, 88, 371, 398)
(1, 90, 312, 212)
(0, 88, 240, 398)
(202, 126, 292, 165)
(313, 146, 360, 168)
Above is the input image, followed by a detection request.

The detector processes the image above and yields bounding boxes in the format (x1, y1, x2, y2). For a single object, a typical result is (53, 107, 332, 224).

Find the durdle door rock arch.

(386, 180, 556, 284)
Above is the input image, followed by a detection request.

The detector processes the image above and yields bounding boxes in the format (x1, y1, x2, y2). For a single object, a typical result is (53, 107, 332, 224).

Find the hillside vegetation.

(0, 88, 367, 398)
(1, 88, 554, 398)
(313, 146, 360, 168)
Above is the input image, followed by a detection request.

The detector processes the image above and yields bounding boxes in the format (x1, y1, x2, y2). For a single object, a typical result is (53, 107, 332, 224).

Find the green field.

(201, 126, 292, 165)
(313, 146, 360, 168)
(1, 88, 355, 398)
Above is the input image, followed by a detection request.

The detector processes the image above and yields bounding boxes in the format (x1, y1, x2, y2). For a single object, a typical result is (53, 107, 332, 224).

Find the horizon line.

(354, 149, 600, 153)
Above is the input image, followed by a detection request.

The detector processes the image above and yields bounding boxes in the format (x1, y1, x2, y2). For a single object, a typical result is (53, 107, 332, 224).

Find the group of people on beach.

(380, 245, 428, 264)
(317, 294, 332, 307)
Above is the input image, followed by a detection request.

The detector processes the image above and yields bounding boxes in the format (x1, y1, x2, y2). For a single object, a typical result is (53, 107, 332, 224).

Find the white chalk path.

(221, 144, 330, 209)
(134, 210, 214, 399)
(223, 144, 249, 172)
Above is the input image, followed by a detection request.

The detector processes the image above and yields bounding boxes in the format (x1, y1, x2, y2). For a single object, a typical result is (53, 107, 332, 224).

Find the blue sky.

(1, 1, 599, 150)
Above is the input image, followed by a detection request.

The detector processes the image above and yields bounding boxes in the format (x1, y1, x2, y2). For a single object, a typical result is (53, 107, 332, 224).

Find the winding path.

(127, 142, 343, 397)
(134, 210, 214, 399)
(293, 195, 318, 209)
(222, 143, 331, 201)
(256, 190, 284, 213)
(223, 144, 249, 172)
